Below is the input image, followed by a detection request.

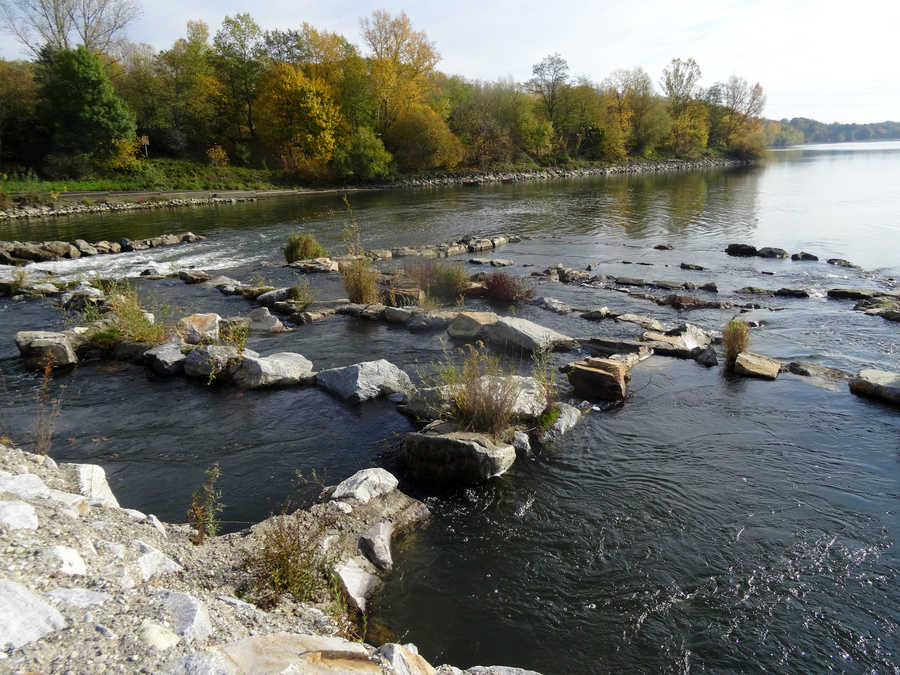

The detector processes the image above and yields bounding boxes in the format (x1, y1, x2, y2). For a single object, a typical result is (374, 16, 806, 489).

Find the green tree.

(40, 45, 136, 159)
(332, 125, 392, 179)
(528, 53, 569, 122)
(213, 13, 265, 143)
(620, 68, 670, 156)
(668, 100, 709, 158)
(0, 59, 41, 165)
(660, 58, 701, 116)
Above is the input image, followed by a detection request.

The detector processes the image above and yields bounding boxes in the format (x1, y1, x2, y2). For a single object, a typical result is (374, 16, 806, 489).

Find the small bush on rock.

(288, 278, 314, 306)
(438, 341, 518, 436)
(723, 318, 750, 365)
(405, 260, 469, 301)
(484, 271, 534, 302)
(89, 281, 170, 345)
(284, 233, 328, 263)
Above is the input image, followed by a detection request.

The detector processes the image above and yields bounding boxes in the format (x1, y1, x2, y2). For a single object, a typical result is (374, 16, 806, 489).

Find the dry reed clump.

(722, 318, 750, 365)
(405, 260, 469, 300)
(483, 271, 534, 302)
(438, 341, 519, 436)
(283, 233, 328, 263)
(340, 200, 380, 304)
(30, 361, 62, 455)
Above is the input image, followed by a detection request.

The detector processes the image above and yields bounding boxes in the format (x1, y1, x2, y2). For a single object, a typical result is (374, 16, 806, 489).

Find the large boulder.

(144, 342, 186, 376)
(404, 431, 516, 484)
(176, 314, 221, 345)
(233, 352, 314, 389)
(447, 311, 499, 339)
(567, 358, 630, 401)
(849, 369, 900, 407)
(725, 243, 757, 257)
(757, 246, 788, 259)
(316, 360, 412, 402)
(733, 352, 781, 380)
(485, 316, 575, 352)
(15, 331, 77, 370)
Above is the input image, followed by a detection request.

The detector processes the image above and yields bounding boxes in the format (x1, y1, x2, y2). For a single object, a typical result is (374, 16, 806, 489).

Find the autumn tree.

(720, 75, 766, 158)
(1, 0, 141, 57)
(609, 67, 670, 156)
(0, 59, 40, 165)
(39, 45, 135, 163)
(361, 9, 439, 133)
(660, 58, 701, 116)
(383, 102, 462, 171)
(255, 63, 340, 172)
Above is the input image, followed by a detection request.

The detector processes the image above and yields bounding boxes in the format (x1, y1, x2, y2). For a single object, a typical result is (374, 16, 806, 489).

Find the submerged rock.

(791, 251, 819, 261)
(404, 431, 517, 484)
(532, 297, 572, 314)
(733, 352, 781, 380)
(316, 359, 412, 402)
(757, 246, 788, 259)
(827, 258, 861, 269)
(536, 403, 582, 445)
(849, 369, 900, 407)
(725, 243, 757, 256)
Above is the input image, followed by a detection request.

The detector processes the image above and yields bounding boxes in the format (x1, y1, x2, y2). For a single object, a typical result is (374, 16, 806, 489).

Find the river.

(1, 142, 898, 673)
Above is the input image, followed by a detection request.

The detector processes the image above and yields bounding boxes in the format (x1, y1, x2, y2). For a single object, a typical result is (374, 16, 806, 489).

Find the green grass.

(284, 234, 328, 263)
(2, 158, 303, 195)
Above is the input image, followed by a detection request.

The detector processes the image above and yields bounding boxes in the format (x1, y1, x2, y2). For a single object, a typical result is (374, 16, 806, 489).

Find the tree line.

(0, 2, 773, 183)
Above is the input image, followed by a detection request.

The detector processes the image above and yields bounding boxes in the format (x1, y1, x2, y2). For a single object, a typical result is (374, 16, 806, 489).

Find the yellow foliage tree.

(383, 103, 462, 171)
(255, 63, 341, 171)
(361, 10, 439, 133)
(669, 101, 709, 158)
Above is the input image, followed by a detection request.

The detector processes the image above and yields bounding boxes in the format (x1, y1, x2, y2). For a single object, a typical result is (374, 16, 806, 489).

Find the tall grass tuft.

(405, 260, 469, 301)
(284, 233, 328, 263)
(722, 318, 750, 365)
(187, 463, 223, 544)
(87, 281, 170, 345)
(438, 341, 518, 436)
(340, 198, 380, 304)
(30, 361, 62, 455)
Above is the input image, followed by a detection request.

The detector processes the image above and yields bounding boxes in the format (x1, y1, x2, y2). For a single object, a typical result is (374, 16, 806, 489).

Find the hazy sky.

(3, 0, 897, 123)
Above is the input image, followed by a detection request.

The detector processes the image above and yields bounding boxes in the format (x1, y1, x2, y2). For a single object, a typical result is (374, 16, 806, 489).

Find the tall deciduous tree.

(528, 53, 569, 122)
(661, 57, 701, 116)
(0, 59, 40, 164)
(39, 44, 135, 158)
(1, 0, 141, 57)
(213, 13, 265, 141)
(383, 102, 461, 171)
(361, 9, 439, 133)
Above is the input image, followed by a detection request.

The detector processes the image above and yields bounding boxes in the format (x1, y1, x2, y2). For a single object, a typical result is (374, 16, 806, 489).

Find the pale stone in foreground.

(734, 352, 781, 380)
(849, 369, 900, 406)
(332, 468, 398, 504)
(0, 578, 67, 649)
(0, 499, 38, 529)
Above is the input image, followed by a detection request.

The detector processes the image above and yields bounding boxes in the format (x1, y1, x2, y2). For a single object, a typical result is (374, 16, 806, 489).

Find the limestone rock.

(183, 345, 256, 382)
(448, 311, 499, 338)
(567, 358, 629, 401)
(176, 314, 221, 345)
(145, 342, 186, 376)
(316, 359, 412, 402)
(160, 590, 212, 643)
(141, 619, 181, 650)
(47, 587, 110, 607)
(137, 541, 183, 580)
(533, 297, 572, 314)
(233, 352, 314, 389)
(359, 521, 394, 571)
(615, 313, 663, 331)
(47, 489, 90, 515)
(408, 311, 458, 331)
(0, 578, 66, 649)
(849, 369, 900, 407)
(791, 251, 819, 261)
(378, 643, 437, 675)
(247, 306, 284, 332)
(536, 403, 582, 445)
(335, 557, 381, 613)
(581, 307, 611, 321)
(586, 337, 653, 359)
(485, 316, 575, 352)
(15, 331, 77, 370)
(641, 323, 711, 358)
(44, 545, 87, 575)
(734, 352, 781, 380)
(404, 431, 516, 484)
(0, 471, 51, 499)
(178, 270, 211, 284)
(73, 463, 120, 507)
(256, 287, 292, 305)
(385, 306, 420, 323)
(0, 499, 39, 530)
(332, 468, 398, 504)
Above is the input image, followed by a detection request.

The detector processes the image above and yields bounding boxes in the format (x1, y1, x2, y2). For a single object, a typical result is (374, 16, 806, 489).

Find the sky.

(2, 0, 898, 124)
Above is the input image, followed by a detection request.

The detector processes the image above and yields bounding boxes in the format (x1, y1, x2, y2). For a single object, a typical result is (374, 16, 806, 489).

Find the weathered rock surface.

(178, 270, 211, 284)
(827, 258, 860, 269)
(536, 403, 582, 445)
(0, 578, 67, 649)
(317, 359, 412, 402)
(183, 345, 257, 381)
(73, 463, 120, 507)
(849, 369, 900, 407)
(567, 358, 630, 401)
(332, 468, 399, 504)
(287, 257, 339, 273)
(641, 323, 711, 358)
(15, 331, 77, 369)
(757, 246, 788, 259)
(176, 313, 221, 345)
(359, 521, 394, 571)
(791, 251, 819, 261)
(532, 297, 572, 314)
(247, 306, 285, 332)
(404, 431, 517, 483)
(485, 316, 575, 352)
(616, 313, 663, 331)
(447, 311, 499, 338)
(233, 352, 314, 389)
(144, 342, 186, 376)
(0, 499, 39, 529)
(725, 243, 757, 256)
(734, 352, 781, 380)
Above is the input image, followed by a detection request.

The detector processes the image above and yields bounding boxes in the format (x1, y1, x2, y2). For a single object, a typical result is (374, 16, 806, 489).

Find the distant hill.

(774, 118, 900, 145)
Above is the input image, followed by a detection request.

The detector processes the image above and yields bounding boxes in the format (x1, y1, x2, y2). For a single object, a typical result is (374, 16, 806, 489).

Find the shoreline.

(0, 157, 746, 222)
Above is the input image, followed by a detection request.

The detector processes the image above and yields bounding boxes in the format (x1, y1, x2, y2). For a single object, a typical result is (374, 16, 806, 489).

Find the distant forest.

(765, 118, 900, 147)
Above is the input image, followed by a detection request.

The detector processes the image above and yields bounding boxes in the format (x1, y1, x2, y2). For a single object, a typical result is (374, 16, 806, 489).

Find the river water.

(1, 143, 898, 673)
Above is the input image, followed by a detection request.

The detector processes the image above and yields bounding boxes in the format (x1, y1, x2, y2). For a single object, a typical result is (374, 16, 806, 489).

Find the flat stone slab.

(144, 342, 186, 376)
(448, 311, 499, 338)
(15, 331, 77, 370)
(849, 369, 900, 407)
(316, 359, 412, 402)
(567, 358, 630, 401)
(485, 316, 575, 352)
(334, 557, 381, 613)
(233, 352, 314, 389)
(0, 499, 39, 529)
(734, 352, 781, 380)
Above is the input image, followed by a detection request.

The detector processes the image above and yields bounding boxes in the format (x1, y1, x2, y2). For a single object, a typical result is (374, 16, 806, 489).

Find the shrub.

(484, 272, 534, 302)
(405, 260, 469, 301)
(288, 278, 314, 306)
(284, 233, 328, 263)
(722, 318, 750, 365)
(207, 145, 229, 167)
(244, 506, 330, 609)
(187, 463, 223, 544)
(85, 281, 170, 345)
(438, 342, 518, 436)
(531, 346, 557, 412)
